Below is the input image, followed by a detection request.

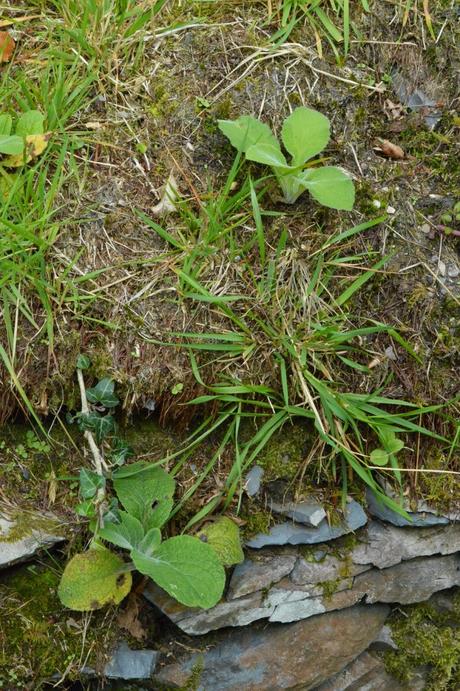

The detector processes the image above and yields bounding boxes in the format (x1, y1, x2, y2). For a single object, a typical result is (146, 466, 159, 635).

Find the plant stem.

(77, 368, 108, 475)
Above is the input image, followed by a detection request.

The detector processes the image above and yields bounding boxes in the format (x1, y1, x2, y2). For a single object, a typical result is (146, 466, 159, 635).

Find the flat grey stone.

(104, 641, 158, 680)
(246, 500, 367, 548)
(269, 498, 326, 527)
(314, 651, 403, 690)
(0, 512, 66, 569)
(291, 553, 370, 585)
(366, 488, 450, 527)
(352, 520, 460, 569)
(228, 553, 296, 600)
(370, 624, 398, 652)
(154, 605, 390, 691)
(244, 465, 264, 497)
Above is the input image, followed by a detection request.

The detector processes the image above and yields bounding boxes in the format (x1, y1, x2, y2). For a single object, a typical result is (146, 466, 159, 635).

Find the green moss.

(0, 511, 63, 544)
(384, 596, 460, 690)
(319, 578, 342, 600)
(241, 506, 273, 540)
(255, 423, 312, 482)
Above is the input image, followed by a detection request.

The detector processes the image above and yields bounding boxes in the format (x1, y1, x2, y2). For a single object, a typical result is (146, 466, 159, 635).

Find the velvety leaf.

(16, 110, 44, 137)
(113, 465, 175, 529)
(196, 516, 244, 567)
(137, 527, 162, 556)
(298, 166, 355, 210)
(98, 511, 144, 551)
(245, 142, 288, 168)
(3, 133, 50, 167)
(0, 114, 12, 136)
(131, 535, 225, 609)
(218, 115, 278, 153)
(86, 377, 119, 408)
(281, 107, 330, 167)
(0, 135, 24, 156)
(58, 547, 132, 611)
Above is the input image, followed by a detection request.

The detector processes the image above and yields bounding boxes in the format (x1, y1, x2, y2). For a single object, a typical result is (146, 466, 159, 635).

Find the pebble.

(420, 223, 431, 234)
(447, 264, 460, 278)
(438, 261, 446, 277)
(386, 206, 396, 214)
(372, 200, 381, 209)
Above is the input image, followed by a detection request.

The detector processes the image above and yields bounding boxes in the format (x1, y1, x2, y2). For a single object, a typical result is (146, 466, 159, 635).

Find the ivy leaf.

(131, 535, 225, 609)
(110, 438, 134, 466)
(281, 107, 330, 167)
(75, 499, 96, 518)
(86, 378, 119, 408)
(370, 448, 389, 466)
(98, 511, 144, 551)
(77, 354, 91, 370)
(218, 115, 278, 153)
(79, 468, 105, 499)
(77, 412, 117, 444)
(58, 547, 132, 611)
(196, 517, 244, 567)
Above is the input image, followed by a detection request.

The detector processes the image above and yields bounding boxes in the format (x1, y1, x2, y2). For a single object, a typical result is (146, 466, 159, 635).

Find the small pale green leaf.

(58, 547, 132, 611)
(98, 511, 144, 551)
(196, 517, 244, 567)
(387, 438, 405, 454)
(246, 142, 288, 168)
(298, 166, 355, 210)
(218, 115, 278, 153)
(79, 468, 105, 499)
(131, 535, 225, 609)
(0, 135, 24, 156)
(370, 448, 389, 466)
(15, 110, 44, 137)
(0, 114, 12, 136)
(281, 107, 331, 166)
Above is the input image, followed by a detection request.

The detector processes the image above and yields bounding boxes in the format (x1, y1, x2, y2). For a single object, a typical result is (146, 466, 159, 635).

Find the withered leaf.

(375, 139, 405, 160)
(117, 594, 147, 640)
(3, 132, 50, 167)
(0, 32, 15, 63)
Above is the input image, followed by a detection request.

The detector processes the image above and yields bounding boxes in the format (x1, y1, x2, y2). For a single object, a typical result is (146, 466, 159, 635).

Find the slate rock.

(269, 498, 326, 527)
(291, 552, 370, 585)
(0, 512, 66, 569)
(104, 641, 158, 680)
(351, 520, 460, 569)
(246, 500, 367, 548)
(154, 605, 390, 691)
(244, 466, 264, 497)
(314, 651, 404, 690)
(227, 553, 297, 600)
(370, 624, 398, 652)
(366, 488, 450, 528)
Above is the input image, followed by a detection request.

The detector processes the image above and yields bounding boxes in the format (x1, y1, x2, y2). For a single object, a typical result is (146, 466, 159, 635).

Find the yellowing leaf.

(3, 133, 50, 167)
(58, 547, 132, 611)
(196, 516, 244, 567)
(0, 31, 15, 63)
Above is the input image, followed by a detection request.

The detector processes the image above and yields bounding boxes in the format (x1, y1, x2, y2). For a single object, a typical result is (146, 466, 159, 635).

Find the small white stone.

(372, 199, 381, 209)
(447, 264, 460, 278)
(420, 223, 431, 234)
(386, 205, 396, 214)
(438, 260, 446, 276)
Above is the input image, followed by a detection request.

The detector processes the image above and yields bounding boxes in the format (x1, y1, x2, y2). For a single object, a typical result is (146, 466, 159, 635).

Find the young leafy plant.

(218, 106, 354, 210)
(0, 110, 50, 167)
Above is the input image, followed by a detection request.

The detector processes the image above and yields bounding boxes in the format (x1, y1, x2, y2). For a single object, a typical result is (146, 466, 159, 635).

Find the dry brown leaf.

(3, 132, 51, 167)
(0, 31, 15, 63)
(374, 138, 405, 160)
(151, 171, 179, 215)
(117, 594, 147, 641)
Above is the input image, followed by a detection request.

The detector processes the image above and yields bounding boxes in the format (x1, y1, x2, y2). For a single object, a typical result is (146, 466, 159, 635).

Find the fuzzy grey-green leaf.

(197, 516, 244, 567)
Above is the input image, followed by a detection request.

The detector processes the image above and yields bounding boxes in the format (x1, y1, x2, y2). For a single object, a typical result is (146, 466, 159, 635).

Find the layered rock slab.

(154, 605, 389, 691)
(0, 511, 66, 569)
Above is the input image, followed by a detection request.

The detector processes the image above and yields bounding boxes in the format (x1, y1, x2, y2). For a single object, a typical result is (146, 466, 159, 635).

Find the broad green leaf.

(58, 547, 132, 611)
(218, 115, 278, 153)
(246, 142, 288, 168)
(0, 134, 24, 156)
(15, 110, 44, 137)
(76, 354, 91, 369)
(131, 535, 225, 609)
(113, 465, 175, 529)
(79, 468, 105, 499)
(370, 448, 389, 466)
(0, 114, 12, 136)
(137, 527, 162, 556)
(86, 377, 119, 408)
(298, 166, 355, 210)
(98, 511, 144, 551)
(196, 517, 244, 567)
(281, 107, 331, 167)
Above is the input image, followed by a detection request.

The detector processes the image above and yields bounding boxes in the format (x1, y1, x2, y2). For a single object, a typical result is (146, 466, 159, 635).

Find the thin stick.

(77, 368, 108, 474)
